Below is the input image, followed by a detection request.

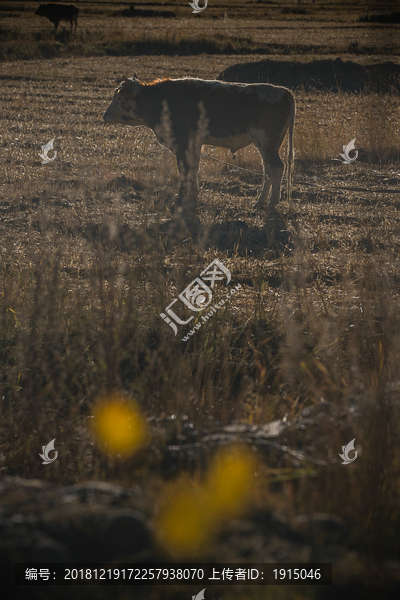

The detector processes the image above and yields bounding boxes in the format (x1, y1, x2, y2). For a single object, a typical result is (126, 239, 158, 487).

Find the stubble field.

(1, 2, 400, 599)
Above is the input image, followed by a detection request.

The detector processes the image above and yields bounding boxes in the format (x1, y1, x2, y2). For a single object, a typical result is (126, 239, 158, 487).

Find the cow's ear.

(123, 75, 129, 83)
(133, 72, 139, 80)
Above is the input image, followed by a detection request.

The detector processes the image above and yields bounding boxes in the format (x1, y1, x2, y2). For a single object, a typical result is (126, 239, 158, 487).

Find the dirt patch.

(218, 57, 400, 91)
(358, 11, 400, 24)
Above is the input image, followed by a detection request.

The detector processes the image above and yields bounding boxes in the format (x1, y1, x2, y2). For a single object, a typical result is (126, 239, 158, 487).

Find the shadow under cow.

(82, 214, 291, 257)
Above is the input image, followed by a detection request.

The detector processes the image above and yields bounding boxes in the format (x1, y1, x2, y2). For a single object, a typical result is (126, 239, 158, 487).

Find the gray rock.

(32, 538, 73, 562)
(293, 513, 348, 545)
(98, 509, 153, 560)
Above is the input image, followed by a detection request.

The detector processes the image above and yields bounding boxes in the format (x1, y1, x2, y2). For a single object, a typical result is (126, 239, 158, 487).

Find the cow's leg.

(265, 153, 285, 211)
(54, 20, 59, 32)
(253, 176, 272, 210)
(174, 142, 201, 221)
(251, 135, 274, 210)
(252, 138, 284, 212)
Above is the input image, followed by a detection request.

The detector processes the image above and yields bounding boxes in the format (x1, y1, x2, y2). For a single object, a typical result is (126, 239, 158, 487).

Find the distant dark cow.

(35, 3, 79, 32)
(103, 75, 295, 223)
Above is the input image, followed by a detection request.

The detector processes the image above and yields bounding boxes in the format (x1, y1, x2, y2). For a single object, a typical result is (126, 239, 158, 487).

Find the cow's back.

(35, 3, 79, 22)
(136, 79, 293, 140)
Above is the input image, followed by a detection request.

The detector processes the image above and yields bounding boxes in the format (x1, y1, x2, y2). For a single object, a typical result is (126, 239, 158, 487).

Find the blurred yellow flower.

(156, 484, 210, 554)
(204, 446, 257, 519)
(92, 394, 147, 456)
(156, 446, 257, 556)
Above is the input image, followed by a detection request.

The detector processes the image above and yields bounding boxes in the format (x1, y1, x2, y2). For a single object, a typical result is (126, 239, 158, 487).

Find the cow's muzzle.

(103, 109, 115, 123)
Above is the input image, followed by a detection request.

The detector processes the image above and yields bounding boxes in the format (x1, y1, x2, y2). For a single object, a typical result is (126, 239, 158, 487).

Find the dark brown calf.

(35, 4, 79, 33)
(104, 75, 295, 223)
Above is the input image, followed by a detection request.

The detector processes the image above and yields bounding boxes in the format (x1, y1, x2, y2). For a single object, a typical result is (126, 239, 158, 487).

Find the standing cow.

(35, 4, 79, 33)
(103, 75, 295, 224)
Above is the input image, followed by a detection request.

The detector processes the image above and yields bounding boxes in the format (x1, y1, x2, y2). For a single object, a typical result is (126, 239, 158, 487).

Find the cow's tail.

(286, 92, 295, 205)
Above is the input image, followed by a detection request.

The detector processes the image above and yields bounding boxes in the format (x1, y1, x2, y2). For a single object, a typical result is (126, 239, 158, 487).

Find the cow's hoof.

(169, 194, 183, 215)
(170, 207, 200, 237)
(254, 200, 268, 211)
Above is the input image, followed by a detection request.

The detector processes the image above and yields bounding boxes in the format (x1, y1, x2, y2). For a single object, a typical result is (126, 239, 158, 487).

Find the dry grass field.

(1, 1, 400, 599)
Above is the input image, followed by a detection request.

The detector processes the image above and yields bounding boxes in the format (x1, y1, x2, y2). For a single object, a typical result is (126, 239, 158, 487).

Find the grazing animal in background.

(35, 3, 79, 33)
(103, 75, 295, 223)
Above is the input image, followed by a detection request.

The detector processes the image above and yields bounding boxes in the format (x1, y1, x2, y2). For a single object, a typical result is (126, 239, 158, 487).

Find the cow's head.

(103, 74, 144, 126)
